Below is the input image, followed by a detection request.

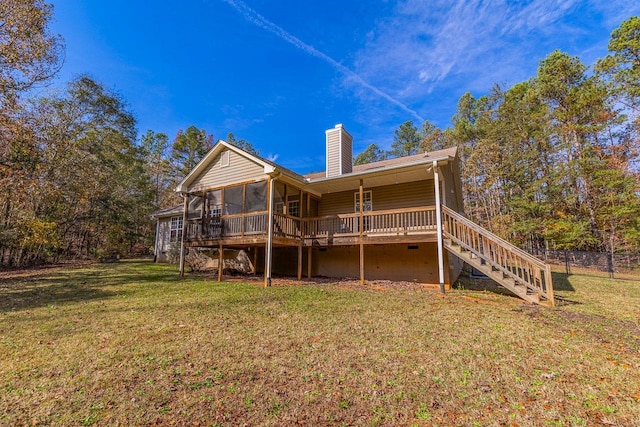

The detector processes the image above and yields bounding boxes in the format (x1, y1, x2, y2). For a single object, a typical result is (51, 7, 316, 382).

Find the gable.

(187, 148, 268, 193)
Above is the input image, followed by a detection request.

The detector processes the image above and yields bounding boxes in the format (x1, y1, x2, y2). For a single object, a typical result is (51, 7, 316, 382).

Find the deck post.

(298, 190, 304, 280)
(153, 218, 160, 263)
(545, 264, 555, 306)
(265, 175, 276, 287)
(297, 243, 303, 280)
(179, 194, 189, 277)
(217, 242, 223, 282)
(434, 161, 445, 294)
(253, 247, 258, 275)
(306, 193, 312, 278)
(359, 179, 365, 285)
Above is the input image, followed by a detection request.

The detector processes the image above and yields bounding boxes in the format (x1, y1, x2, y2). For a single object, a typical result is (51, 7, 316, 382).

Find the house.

(153, 124, 554, 305)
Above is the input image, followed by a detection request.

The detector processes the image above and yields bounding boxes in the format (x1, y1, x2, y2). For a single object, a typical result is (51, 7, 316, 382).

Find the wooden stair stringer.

(444, 240, 542, 305)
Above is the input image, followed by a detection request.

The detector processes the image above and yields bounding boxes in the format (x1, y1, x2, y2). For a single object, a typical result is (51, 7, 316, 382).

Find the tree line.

(0, 1, 259, 267)
(357, 17, 640, 262)
(2, 1, 638, 268)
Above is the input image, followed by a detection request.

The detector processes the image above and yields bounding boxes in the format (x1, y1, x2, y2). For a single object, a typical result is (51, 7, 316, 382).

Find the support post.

(297, 244, 303, 280)
(298, 189, 304, 280)
(359, 179, 365, 285)
(217, 242, 223, 282)
(153, 218, 160, 263)
(253, 247, 258, 276)
(307, 247, 312, 278)
(179, 194, 189, 277)
(265, 176, 276, 287)
(434, 161, 445, 294)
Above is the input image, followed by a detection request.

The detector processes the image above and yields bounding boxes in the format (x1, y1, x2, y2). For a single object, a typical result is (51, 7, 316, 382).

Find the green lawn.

(1, 261, 639, 426)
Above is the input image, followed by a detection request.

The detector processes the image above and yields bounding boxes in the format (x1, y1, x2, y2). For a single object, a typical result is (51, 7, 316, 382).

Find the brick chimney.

(325, 124, 353, 178)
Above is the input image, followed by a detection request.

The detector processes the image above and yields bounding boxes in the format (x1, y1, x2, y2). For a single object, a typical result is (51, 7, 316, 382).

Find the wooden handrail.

(441, 205, 553, 303)
(442, 207, 547, 270)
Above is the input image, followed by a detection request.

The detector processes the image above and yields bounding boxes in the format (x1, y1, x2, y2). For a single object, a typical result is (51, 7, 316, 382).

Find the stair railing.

(442, 206, 554, 304)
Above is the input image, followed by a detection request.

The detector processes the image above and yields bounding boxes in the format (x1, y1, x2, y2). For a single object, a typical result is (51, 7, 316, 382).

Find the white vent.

(325, 124, 353, 178)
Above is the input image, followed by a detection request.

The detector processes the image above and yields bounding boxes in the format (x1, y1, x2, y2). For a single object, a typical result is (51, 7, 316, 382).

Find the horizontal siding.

(189, 149, 266, 192)
(157, 217, 174, 261)
(326, 132, 340, 177)
(313, 243, 444, 284)
(341, 131, 352, 174)
(318, 180, 435, 216)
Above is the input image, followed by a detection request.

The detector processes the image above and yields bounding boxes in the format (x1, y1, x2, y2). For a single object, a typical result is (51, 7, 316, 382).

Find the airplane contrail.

(221, 0, 425, 122)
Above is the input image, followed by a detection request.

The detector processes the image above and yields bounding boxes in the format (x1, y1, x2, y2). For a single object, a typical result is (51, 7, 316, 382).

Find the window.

(206, 190, 222, 218)
(288, 200, 300, 217)
(170, 216, 183, 242)
(354, 190, 372, 212)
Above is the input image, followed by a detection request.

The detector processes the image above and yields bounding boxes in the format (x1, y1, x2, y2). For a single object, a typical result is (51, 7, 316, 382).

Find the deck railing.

(273, 213, 301, 239)
(302, 207, 437, 239)
(441, 206, 554, 302)
(186, 211, 268, 240)
(186, 206, 439, 242)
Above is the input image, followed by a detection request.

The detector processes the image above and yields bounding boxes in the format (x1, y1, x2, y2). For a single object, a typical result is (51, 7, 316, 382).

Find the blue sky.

(48, 0, 639, 173)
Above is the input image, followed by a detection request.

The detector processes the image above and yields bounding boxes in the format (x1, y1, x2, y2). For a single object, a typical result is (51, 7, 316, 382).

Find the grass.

(1, 260, 639, 426)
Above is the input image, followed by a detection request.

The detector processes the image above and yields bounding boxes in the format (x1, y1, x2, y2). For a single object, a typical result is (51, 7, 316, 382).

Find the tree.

(140, 130, 174, 208)
(596, 16, 640, 111)
(389, 120, 421, 157)
(226, 132, 259, 155)
(353, 143, 386, 165)
(0, 75, 153, 266)
(171, 125, 213, 178)
(0, 0, 64, 104)
(419, 120, 454, 152)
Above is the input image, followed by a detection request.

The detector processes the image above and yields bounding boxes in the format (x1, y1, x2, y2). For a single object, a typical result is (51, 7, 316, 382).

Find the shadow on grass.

(551, 272, 574, 292)
(0, 260, 180, 312)
(454, 270, 578, 305)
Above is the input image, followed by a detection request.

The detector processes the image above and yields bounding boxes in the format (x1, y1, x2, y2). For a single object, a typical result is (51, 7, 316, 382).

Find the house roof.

(150, 204, 184, 219)
(303, 146, 457, 181)
(303, 146, 458, 193)
(174, 138, 458, 196)
(175, 140, 305, 194)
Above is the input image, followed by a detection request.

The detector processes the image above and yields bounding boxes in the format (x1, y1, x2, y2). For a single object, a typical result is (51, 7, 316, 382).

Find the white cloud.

(353, 0, 638, 111)
(221, 0, 424, 122)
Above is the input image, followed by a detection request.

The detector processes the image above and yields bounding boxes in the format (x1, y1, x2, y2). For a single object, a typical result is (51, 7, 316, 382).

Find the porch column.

(265, 175, 276, 287)
(433, 161, 445, 294)
(359, 179, 365, 285)
(297, 190, 304, 280)
(179, 193, 189, 277)
(306, 193, 312, 278)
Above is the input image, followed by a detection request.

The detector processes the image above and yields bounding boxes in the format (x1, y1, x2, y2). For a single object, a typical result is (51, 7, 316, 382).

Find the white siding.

(188, 149, 267, 192)
(156, 217, 174, 262)
(325, 125, 353, 177)
(326, 131, 340, 178)
(341, 129, 352, 174)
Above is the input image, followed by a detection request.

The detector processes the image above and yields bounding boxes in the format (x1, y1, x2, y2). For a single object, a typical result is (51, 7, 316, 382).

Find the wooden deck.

(184, 205, 554, 305)
(185, 206, 439, 247)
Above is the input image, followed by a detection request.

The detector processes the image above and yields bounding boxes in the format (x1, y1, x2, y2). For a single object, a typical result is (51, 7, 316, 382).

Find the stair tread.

(444, 232, 553, 306)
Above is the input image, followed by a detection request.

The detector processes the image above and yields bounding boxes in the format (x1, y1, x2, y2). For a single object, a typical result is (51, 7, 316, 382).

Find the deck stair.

(441, 206, 554, 306)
